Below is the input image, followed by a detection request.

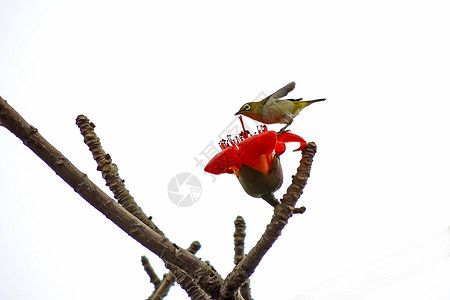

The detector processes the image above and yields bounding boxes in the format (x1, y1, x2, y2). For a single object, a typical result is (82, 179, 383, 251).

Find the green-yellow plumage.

(235, 81, 325, 132)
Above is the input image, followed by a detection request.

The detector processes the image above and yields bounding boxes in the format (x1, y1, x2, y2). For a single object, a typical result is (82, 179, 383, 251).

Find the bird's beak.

(234, 111, 242, 116)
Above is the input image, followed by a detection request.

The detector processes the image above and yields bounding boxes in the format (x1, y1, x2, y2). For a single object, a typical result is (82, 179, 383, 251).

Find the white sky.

(1, 1, 450, 299)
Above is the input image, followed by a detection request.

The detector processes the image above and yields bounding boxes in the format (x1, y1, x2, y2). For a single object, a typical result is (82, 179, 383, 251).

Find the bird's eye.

(244, 104, 251, 111)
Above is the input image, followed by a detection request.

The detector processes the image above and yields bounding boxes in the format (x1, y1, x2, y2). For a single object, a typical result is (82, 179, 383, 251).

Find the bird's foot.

(277, 128, 291, 135)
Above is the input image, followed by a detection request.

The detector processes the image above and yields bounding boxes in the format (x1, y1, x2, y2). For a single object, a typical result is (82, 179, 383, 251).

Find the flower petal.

(204, 146, 242, 174)
(275, 142, 286, 156)
(238, 131, 277, 165)
(275, 132, 307, 156)
(244, 152, 275, 174)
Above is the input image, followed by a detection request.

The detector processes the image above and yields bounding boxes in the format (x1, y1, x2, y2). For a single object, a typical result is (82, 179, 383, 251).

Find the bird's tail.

(292, 98, 326, 112)
(305, 98, 326, 104)
(289, 98, 326, 104)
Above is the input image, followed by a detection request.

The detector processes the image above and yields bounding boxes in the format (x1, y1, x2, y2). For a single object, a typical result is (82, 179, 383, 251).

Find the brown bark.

(141, 256, 161, 287)
(76, 115, 164, 236)
(1, 96, 317, 300)
(219, 143, 317, 299)
(151, 241, 202, 300)
(0, 96, 223, 298)
(234, 216, 252, 300)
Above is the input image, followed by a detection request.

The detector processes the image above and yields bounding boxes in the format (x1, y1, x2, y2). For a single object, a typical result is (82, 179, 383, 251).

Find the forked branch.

(219, 142, 317, 299)
(0, 97, 223, 298)
(1, 96, 317, 300)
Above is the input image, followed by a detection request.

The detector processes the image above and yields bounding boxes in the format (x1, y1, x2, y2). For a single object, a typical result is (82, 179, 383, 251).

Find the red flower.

(204, 117, 307, 207)
(204, 118, 307, 176)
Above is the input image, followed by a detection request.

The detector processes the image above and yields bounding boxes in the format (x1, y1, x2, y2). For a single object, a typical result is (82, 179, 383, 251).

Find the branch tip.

(75, 114, 165, 236)
(141, 255, 161, 287)
(293, 206, 306, 214)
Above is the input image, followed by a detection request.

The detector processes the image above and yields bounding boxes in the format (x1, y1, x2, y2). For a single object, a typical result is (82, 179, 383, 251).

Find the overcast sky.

(1, 1, 450, 299)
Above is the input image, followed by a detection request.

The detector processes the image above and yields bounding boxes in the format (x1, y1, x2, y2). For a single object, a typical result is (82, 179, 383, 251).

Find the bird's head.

(235, 102, 262, 120)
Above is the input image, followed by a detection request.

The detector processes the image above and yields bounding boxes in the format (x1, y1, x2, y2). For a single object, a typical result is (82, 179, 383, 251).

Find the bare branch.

(220, 142, 317, 299)
(166, 263, 212, 300)
(76, 115, 211, 298)
(151, 272, 175, 300)
(152, 241, 202, 299)
(233, 216, 252, 300)
(0, 97, 223, 298)
(76, 115, 164, 236)
(1, 96, 318, 300)
(293, 206, 306, 214)
(234, 216, 246, 265)
(141, 256, 161, 287)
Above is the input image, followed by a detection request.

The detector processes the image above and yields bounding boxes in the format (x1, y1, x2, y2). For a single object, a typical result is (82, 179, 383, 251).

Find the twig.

(293, 206, 306, 214)
(239, 280, 252, 300)
(151, 241, 201, 299)
(77, 115, 209, 298)
(167, 263, 212, 300)
(234, 216, 252, 300)
(0, 97, 224, 298)
(234, 216, 246, 265)
(76, 115, 164, 236)
(151, 272, 175, 300)
(141, 256, 161, 287)
(219, 142, 317, 299)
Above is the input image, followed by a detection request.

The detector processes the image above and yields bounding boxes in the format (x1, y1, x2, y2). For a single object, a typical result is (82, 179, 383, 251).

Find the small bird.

(235, 82, 326, 133)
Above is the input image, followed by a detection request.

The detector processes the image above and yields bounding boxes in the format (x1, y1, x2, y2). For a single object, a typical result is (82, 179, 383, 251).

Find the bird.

(235, 81, 326, 133)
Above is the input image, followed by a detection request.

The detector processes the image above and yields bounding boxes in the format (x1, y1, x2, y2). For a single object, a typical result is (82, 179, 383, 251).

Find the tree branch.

(234, 216, 246, 265)
(233, 216, 252, 300)
(141, 256, 161, 287)
(219, 142, 317, 299)
(76, 115, 164, 236)
(152, 241, 202, 299)
(165, 262, 212, 300)
(0, 96, 223, 298)
(1, 96, 318, 300)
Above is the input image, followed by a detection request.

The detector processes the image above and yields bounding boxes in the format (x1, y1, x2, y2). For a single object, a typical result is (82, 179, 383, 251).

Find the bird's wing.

(262, 81, 296, 105)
